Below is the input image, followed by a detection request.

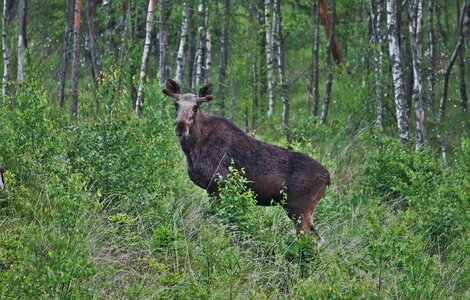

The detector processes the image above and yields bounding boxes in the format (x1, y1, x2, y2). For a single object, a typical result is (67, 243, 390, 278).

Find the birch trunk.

(321, 0, 335, 124)
(70, 0, 81, 119)
(370, 0, 384, 127)
(59, 0, 74, 108)
(17, 0, 26, 82)
(274, 0, 289, 140)
(409, 0, 426, 149)
(159, 0, 168, 84)
(2, 0, 11, 100)
(427, 0, 437, 109)
(457, 0, 468, 111)
(311, 0, 320, 117)
(195, 0, 206, 87)
(175, 0, 189, 84)
(438, 0, 469, 122)
(187, 0, 196, 92)
(264, 0, 275, 118)
(136, 0, 156, 117)
(85, 0, 102, 87)
(387, 0, 409, 142)
(218, 0, 229, 116)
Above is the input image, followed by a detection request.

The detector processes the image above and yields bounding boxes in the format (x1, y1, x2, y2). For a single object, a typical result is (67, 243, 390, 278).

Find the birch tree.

(274, 0, 289, 140)
(264, 0, 275, 118)
(370, 0, 384, 127)
(387, 0, 409, 142)
(175, 0, 189, 84)
(427, 0, 437, 109)
(194, 0, 207, 87)
(187, 0, 196, 91)
(159, 0, 168, 84)
(409, 0, 426, 148)
(2, 0, 12, 100)
(320, 0, 335, 124)
(136, 0, 156, 117)
(70, 0, 82, 119)
(218, 0, 229, 116)
(311, 0, 320, 117)
(17, 0, 27, 82)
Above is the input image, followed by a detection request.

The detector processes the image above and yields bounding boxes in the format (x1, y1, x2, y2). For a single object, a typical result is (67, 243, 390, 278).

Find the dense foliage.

(1, 0, 469, 298)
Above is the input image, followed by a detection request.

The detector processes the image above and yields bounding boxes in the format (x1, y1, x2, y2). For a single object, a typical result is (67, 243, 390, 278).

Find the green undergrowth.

(0, 82, 468, 298)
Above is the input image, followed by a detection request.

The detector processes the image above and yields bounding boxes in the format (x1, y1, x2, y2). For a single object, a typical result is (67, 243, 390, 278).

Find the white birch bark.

(387, 0, 409, 142)
(264, 0, 275, 118)
(175, 0, 189, 84)
(409, 0, 426, 149)
(370, 0, 383, 128)
(274, 0, 289, 139)
(427, 0, 437, 109)
(136, 0, 156, 117)
(2, 0, 11, 100)
(17, 0, 26, 82)
(195, 0, 206, 87)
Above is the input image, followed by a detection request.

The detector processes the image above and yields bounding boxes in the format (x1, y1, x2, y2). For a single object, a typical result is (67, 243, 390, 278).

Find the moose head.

(162, 79, 213, 139)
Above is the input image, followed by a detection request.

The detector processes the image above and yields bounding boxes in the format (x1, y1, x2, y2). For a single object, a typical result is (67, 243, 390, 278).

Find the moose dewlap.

(162, 79, 330, 247)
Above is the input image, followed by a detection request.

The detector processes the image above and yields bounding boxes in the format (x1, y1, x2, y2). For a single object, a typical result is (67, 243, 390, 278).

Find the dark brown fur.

(163, 79, 330, 246)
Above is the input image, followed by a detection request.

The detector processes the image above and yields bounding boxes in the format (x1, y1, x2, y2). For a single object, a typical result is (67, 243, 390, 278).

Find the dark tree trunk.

(457, 0, 468, 111)
(85, 0, 102, 87)
(320, 0, 335, 124)
(70, 0, 81, 119)
(311, 0, 320, 117)
(59, 0, 74, 108)
(427, 0, 437, 110)
(116, 1, 129, 101)
(438, 1, 469, 122)
(129, 0, 137, 109)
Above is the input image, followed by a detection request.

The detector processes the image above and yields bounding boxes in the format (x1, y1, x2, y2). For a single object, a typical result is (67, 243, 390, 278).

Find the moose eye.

(192, 106, 198, 113)
(174, 103, 179, 110)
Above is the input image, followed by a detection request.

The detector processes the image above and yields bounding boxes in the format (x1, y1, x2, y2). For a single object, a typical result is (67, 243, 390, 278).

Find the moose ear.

(166, 79, 181, 94)
(198, 83, 212, 97)
(162, 79, 181, 99)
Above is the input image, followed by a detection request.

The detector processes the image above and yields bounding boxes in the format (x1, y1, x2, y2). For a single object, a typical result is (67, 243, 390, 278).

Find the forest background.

(0, 0, 469, 298)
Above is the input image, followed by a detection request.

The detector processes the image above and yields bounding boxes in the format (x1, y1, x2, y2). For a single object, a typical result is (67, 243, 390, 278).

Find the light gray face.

(174, 94, 200, 138)
(162, 79, 214, 139)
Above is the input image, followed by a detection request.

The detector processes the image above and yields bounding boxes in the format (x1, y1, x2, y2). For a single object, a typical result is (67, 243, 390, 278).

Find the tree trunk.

(85, 0, 102, 87)
(274, 0, 289, 141)
(187, 0, 196, 92)
(104, 0, 115, 51)
(427, 0, 437, 110)
(175, 0, 189, 84)
(218, 0, 229, 117)
(311, 0, 320, 117)
(387, 0, 409, 142)
(319, 0, 343, 65)
(409, 0, 426, 149)
(205, 16, 211, 84)
(59, 0, 74, 108)
(136, 0, 156, 117)
(435, 2, 447, 48)
(70, 0, 81, 119)
(195, 0, 206, 87)
(17, 0, 26, 82)
(370, 0, 384, 128)
(129, 0, 137, 109)
(116, 1, 129, 101)
(457, 0, 468, 111)
(438, 0, 469, 122)
(2, 0, 11, 101)
(265, 0, 275, 118)
(320, 0, 335, 124)
(159, 0, 168, 85)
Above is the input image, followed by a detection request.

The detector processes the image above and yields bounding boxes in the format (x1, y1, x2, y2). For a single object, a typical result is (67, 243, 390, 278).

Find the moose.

(162, 79, 330, 247)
